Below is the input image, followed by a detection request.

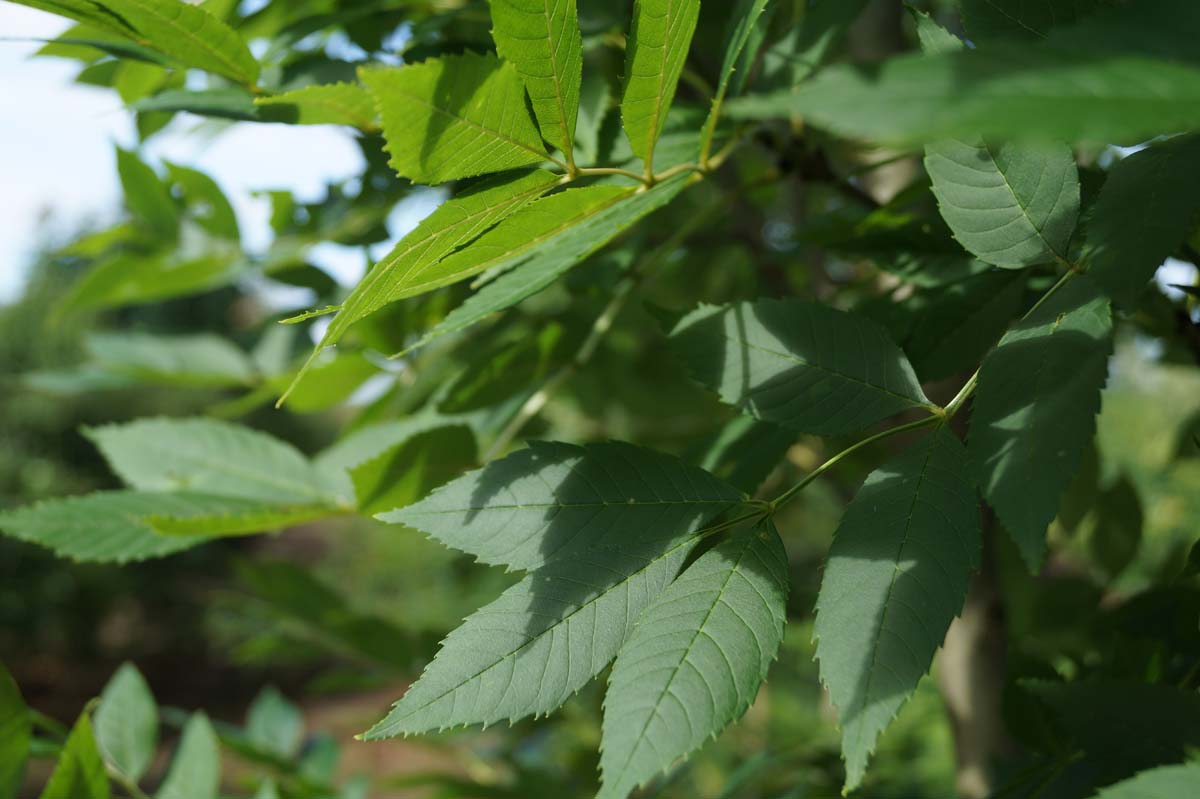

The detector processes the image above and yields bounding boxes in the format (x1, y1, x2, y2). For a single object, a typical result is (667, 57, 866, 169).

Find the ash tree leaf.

(254, 83, 379, 129)
(164, 163, 240, 241)
(726, 46, 1200, 146)
(0, 491, 308, 563)
(926, 138, 1079, 269)
(919, 19, 1081, 270)
(1091, 762, 1200, 799)
(0, 660, 30, 799)
(361, 53, 552, 184)
(968, 276, 1113, 570)
(621, 0, 701, 166)
(84, 417, 343, 506)
(363, 538, 695, 738)
(246, 687, 304, 760)
(380, 440, 745, 571)
(286, 169, 558, 399)
(55, 248, 243, 317)
(157, 712, 220, 799)
(489, 0, 584, 159)
(83, 331, 256, 388)
(598, 520, 788, 799)
(1084, 133, 1200, 307)
(95, 663, 159, 783)
(961, 0, 1108, 43)
(404, 174, 688, 350)
(670, 298, 932, 436)
(10, 0, 259, 84)
(760, 0, 869, 88)
(699, 0, 773, 160)
(40, 713, 110, 799)
(117, 146, 177, 239)
(814, 430, 981, 793)
(132, 88, 260, 120)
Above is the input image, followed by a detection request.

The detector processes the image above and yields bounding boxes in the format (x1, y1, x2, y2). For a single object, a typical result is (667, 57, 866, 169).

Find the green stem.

(29, 709, 69, 740)
(573, 166, 649, 183)
(768, 414, 943, 512)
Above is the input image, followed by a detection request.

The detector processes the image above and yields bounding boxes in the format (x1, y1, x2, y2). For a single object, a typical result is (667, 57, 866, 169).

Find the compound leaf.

(381, 440, 744, 571)
(490, 0, 584, 158)
(969, 276, 1112, 569)
(670, 298, 931, 436)
(95, 663, 159, 783)
(1084, 133, 1200, 307)
(598, 520, 789, 799)
(621, 0, 701, 164)
(363, 540, 695, 738)
(814, 430, 981, 792)
(361, 53, 551, 184)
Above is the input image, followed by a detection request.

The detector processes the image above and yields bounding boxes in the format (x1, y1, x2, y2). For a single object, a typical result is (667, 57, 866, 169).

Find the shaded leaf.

(361, 53, 551, 184)
(814, 430, 981, 792)
(699, 0, 772, 160)
(133, 88, 260, 120)
(969, 276, 1112, 569)
(961, 0, 1107, 42)
(381, 440, 744, 571)
(670, 298, 931, 436)
(598, 520, 788, 799)
(117, 146, 177, 239)
(164, 162, 240, 241)
(84, 331, 256, 388)
(1085, 133, 1200, 307)
(0, 661, 29, 799)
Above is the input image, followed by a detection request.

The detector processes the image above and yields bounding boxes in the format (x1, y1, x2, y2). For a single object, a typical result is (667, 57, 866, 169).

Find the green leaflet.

(969, 276, 1112, 569)
(405, 174, 688, 350)
(40, 714, 110, 799)
(132, 88, 260, 120)
(381, 440, 744, 571)
(961, 0, 1107, 42)
(10, 0, 259, 84)
(156, 712, 220, 799)
(598, 520, 789, 799)
(117, 146, 177, 239)
(82, 331, 256, 388)
(0, 491, 298, 563)
(245, 687, 304, 760)
(0, 661, 29, 799)
(254, 83, 379, 129)
(84, 417, 343, 506)
(760, 0, 868, 88)
(361, 53, 551, 184)
(699, 0, 772, 160)
(302, 168, 556, 366)
(918, 19, 1081, 270)
(165, 163, 240, 241)
(490, 0, 584, 158)
(363, 540, 694, 738)
(55, 248, 243, 316)
(95, 663, 159, 783)
(670, 299, 931, 436)
(814, 430, 981, 792)
(926, 139, 1079, 269)
(349, 426, 477, 516)
(1091, 763, 1200, 799)
(692, 416, 796, 496)
(1084, 134, 1200, 307)
(621, 0, 700, 166)
(726, 47, 1200, 146)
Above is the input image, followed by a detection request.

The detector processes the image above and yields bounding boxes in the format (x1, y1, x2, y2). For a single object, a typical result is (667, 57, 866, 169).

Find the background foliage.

(2, 1, 1200, 798)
